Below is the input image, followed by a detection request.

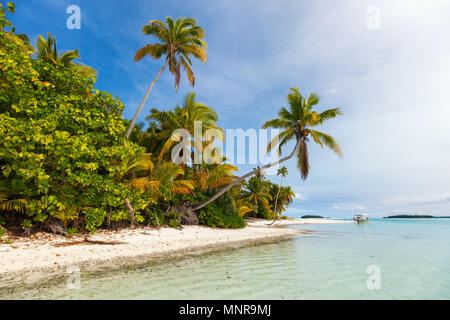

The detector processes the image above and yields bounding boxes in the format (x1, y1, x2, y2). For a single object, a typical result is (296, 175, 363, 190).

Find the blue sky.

(8, 0, 450, 217)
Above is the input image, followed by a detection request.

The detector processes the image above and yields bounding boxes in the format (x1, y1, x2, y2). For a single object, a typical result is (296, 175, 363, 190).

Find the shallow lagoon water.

(2, 218, 450, 299)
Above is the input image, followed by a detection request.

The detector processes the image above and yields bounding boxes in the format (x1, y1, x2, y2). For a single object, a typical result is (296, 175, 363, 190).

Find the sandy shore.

(0, 218, 352, 289)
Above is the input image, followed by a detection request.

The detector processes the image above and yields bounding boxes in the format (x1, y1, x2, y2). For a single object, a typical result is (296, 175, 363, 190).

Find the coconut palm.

(240, 176, 272, 217)
(193, 163, 238, 191)
(274, 185, 295, 214)
(36, 33, 97, 80)
(0, 180, 27, 213)
(271, 166, 288, 219)
(268, 178, 295, 225)
(126, 17, 208, 138)
(130, 162, 194, 196)
(253, 166, 266, 179)
(192, 87, 342, 211)
(262, 87, 343, 180)
(147, 92, 221, 170)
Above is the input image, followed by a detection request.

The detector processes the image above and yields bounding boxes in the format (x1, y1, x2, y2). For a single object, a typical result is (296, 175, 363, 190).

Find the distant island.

(384, 215, 435, 219)
(301, 215, 324, 219)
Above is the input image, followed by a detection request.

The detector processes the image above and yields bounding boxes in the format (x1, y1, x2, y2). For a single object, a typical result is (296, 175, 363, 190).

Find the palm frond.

(297, 138, 310, 180)
(238, 205, 254, 217)
(178, 56, 194, 86)
(265, 128, 294, 156)
(134, 44, 167, 61)
(308, 130, 343, 157)
(261, 118, 291, 129)
(142, 20, 169, 42)
(180, 44, 207, 63)
(316, 108, 343, 124)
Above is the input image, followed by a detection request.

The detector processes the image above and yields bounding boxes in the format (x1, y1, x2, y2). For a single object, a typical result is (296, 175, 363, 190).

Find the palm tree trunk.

(268, 176, 282, 226)
(193, 138, 301, 211)
(273, 176, 283, 215)
(191, 152, 196, 174)
(126, 59, 169, 139)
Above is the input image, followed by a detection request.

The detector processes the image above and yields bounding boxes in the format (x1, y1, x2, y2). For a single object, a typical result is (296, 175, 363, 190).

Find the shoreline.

(0, 218, 352, 290)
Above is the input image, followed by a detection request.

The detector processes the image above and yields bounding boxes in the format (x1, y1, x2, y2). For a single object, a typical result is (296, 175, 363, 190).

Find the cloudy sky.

(10, 0, 450, 217)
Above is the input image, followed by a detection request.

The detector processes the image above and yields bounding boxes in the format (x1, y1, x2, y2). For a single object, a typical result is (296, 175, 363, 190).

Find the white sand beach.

(0, 218, 353, 289)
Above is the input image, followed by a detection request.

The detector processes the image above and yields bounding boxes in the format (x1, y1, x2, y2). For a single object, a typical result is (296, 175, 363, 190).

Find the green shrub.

(198, 192, 245, 228)
(144, 207, 165, 227)
(0, 29, 145, 232)
(166, 211, 181, 228)
(256, 204, 272, 220)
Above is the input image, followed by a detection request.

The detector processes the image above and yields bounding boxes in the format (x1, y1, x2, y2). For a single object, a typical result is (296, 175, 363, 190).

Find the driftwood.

(53, 237, 128, 247)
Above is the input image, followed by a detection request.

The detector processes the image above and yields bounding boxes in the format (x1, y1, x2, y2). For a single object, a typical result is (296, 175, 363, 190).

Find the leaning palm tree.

(126, 17, 208, 138)
(36, 33, 97, 80)
(268, 166, 288, 225)
(192, 86, 342, 211)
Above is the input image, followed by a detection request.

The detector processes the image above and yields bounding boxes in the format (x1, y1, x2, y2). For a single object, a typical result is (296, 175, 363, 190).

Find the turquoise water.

(2, 218, 450, 299)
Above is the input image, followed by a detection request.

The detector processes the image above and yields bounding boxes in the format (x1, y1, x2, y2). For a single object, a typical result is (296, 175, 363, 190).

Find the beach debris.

(53, 237, 128, 247)
(48, 222, 67, 235)
(170, 202, 198, 225)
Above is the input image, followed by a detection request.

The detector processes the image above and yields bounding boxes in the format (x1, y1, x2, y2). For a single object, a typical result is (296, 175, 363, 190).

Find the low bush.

(198, 192, 245, 229)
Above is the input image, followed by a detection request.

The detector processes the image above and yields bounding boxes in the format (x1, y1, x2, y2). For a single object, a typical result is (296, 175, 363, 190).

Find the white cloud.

(333, 203, 367, 211)
(29, 0, 450, 217)
(294, 192, 308, 201)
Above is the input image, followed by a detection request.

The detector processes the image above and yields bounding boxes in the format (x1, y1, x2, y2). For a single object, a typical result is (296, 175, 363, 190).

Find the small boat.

(353, 214, 369, 223)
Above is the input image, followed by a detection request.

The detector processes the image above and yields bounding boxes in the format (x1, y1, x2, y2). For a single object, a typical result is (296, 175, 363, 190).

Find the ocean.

(2, 218, 450, 299)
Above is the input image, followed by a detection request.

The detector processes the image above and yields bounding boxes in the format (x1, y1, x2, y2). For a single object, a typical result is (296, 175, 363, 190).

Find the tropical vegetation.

(126, 17, 208, 138)
(0, 3, 342, 239)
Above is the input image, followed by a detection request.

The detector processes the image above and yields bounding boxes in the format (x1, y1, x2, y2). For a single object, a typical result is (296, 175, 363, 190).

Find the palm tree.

(0, 180, 27, 213)
(192, 86, 342, 211)
(240, 176, 272, 217)
(126, 17, 208, 138)
(269, 166, 288, 224)
(262, 87, 343, 179)
(193, 163, 238, 191)
(36, 33, 97, 80)
(253, 166, 266, 179)
(274, 185, 295, 214)
(130, 162, 194, 196)
(115, 145, 154, 226)
(147, 92, 221, 171)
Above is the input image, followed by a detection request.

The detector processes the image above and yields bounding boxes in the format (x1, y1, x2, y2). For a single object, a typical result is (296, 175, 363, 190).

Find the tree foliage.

(0, 26, 146, 232)
(0, 5, 302, 235)
(262, 87, 343, 180)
